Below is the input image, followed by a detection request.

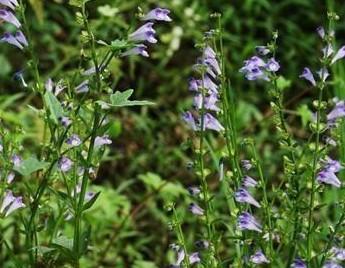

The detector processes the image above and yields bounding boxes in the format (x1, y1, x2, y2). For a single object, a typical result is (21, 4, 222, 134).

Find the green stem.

(307, 87, 323, 263)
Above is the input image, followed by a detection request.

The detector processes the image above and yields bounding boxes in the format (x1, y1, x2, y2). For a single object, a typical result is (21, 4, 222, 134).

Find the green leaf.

(110, 39, 130, 51)
(133, 261, 158, 268)
(14, 157, 49, 177)
(276, 76, 291, 91)
(297, 104, 313, 127)
(83, 191, 101, 211)
(44, 91, 64, 124)
(109, 89, 154, 107)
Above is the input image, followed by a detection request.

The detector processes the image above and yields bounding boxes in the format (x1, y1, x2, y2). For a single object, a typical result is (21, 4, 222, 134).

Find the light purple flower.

(203, 46, 216, 59)
(0, 0, 19, 10)
(322, 45, 334, 59)
(240, 56, 270, 81)
(188, 202, 204, 216)
(250, 250, 270, 264)
(195, 240, 209, 249)
(241, 175, 258, 188)
(5, 196, 25, 216)
(325, 137, 337, 147)
(11, 154, 22, 167)
(327, 101, 345, 122)
(299, 67, 316, 86)
(241, 160, 252, 171)
(331, 46, 345, 65)
(0, 9, 21, 27)
(237, 212, 262, 232)
(188, 77, 201, 92)
(189, 252, 201, 264)
(204, 56, 221, 76)
(0, 191, 25, 217)
(121, 44, 149, 57)
(0, 191, 15, 214)
(94, 135, 112, 147)
(6, 171, 15, 184)
(0, 143, 3, 152)
(202, 75, 218, 93)
(142, 8, 172, 22)
(317, 26, 325, 39)
(15, 31, 28, 47)
(203, 113, 224, 132)
(330, 247, 345, 261)
(182, 111, 197, 131)
(291, 258, 307, 268)
(317, 170, 341, 187)
(176, 248, 185, 266)
(256, 46, 270, 56)
(1, 32, 23, 49)
(128, 22, 157, 43)
(59, 116, 72, 127)
(322, 261, 342, 268)
(317, 67, 330, 82)
(75, 80, 89, 93)
(187, 186, 201, 196)
(66, 134, 81, 147)
(235, 188, 261, 207)
(266, 58, 280, 72)
(14, 70, 27, 87)
(58, 156, 73, 172)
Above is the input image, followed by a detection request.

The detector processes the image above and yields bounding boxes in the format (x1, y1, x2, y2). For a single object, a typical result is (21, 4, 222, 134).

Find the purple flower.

(250, 250, 270, 264)
(66, 134, 81, 147)
(182, 111, 197, 131)
(188, 202, 204, 216)
(142, 8, 172, 22)
(94, 135, 112, 147)
(325, 137, 337, 147)
(327, 100, 345, 123)
(128, 22, 157, 43)
(291, 258, 307, 268)
(237, 212, 262, 232)
(202, 75, 218, 93)
(58, 156, 73, 172)
(11, 154, 22, 167)
(241, 160, 252, 171)
(203, 113, 224, 132)
(323, 261, 342, 268)
(1, 32, 23, 49)
(46, 78, 65, 96)
(330, 247, 345, 261)
(188, 77, 201, 92)
(204, 56, 221, 76)
(14, 70, 28, 87)
(0, 143, 3, 152)
(317, 67, 330, 82)
(240, 56, 269, 81)
(241, 175, 258, 188)
(203, 46, 216, 59)
(317, 26, 325, 39)
(235, 188, 261, 207)
(59, 116, 72, 127)
(322, 45, 334, 59)
(0, 0, 19, 10)
(75, 80, 89, 93)
(331, 46, 345, 65)
(0, 9, 21, 27)
(0, 191, 25, 217)
(6, 171, 15, 184)
(15, 31, 28, 47)
(255, 46, 270, 55)
(317, 158, 342, 187)
(187, 186, 201, 196)
(299, 67, 316, 86)
(194, 240, 209, 249)
(121, 44, 149, 57)
(189, 252, 201, 264)
(266, 58, 280, 72)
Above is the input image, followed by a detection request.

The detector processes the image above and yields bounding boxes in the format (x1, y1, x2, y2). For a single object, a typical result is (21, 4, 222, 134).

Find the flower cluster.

(123, 7, 171, 57)
(0, 141, 25, 218)
(317, 157, 342, 188)
(240, 47, 280, 81)
(182, 45, 224, 132)
(236, 160, 271, 264)
(0, 0, 28, 50)
(168, 244, 201, 268)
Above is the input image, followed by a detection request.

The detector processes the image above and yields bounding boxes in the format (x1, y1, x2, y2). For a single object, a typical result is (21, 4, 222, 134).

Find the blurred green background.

(1, 0, 345, 267)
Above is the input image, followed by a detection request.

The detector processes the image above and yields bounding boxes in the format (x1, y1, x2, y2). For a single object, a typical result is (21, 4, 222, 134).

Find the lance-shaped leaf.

(97, 89, 154, 108)
(44, 91, 64, 124)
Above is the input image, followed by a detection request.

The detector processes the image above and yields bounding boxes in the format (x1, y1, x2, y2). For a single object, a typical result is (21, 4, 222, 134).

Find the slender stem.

(307, 87, 324, 263)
